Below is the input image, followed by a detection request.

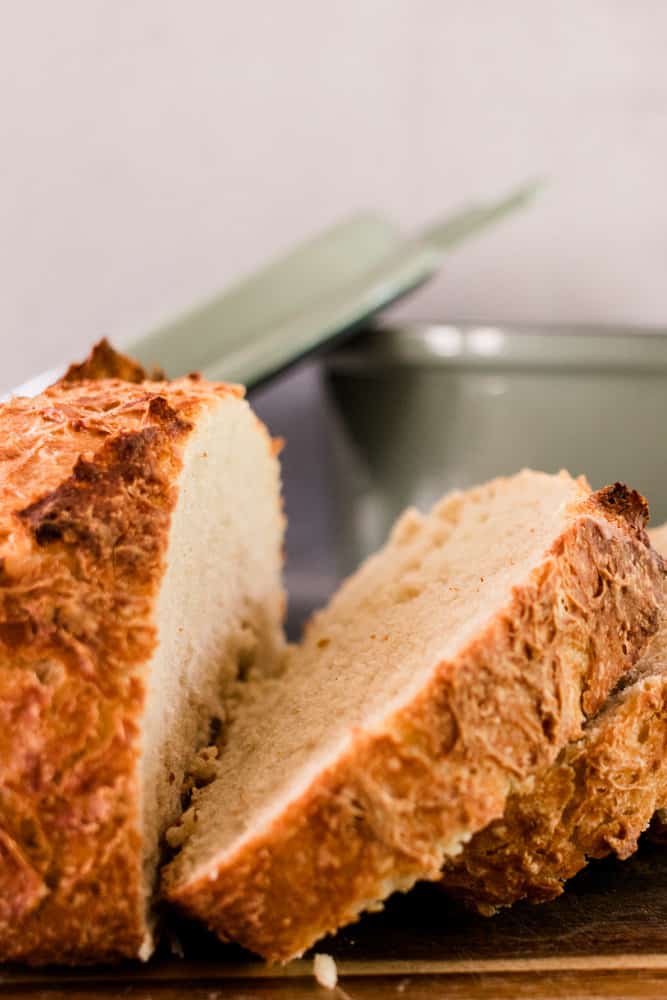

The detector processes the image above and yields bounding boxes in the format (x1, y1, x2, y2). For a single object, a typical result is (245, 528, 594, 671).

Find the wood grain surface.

(2, 842, 666, 999)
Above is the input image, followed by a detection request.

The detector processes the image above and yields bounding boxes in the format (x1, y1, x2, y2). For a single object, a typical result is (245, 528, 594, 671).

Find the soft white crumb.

(313, 952, 338, 990)
(137, 933, 153, 962)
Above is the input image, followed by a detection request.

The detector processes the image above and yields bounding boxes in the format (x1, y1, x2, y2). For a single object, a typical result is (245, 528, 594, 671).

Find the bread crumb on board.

(313, 952, 338, 989)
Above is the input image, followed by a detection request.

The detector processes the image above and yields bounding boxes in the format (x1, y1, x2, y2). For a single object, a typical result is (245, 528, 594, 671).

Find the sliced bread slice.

(0, 341, 285, 964)
(439, 521, 667, 913)
(163, 471, 664, 961)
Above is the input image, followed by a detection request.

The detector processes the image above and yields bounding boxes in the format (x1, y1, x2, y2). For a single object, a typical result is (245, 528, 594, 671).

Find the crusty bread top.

(0, 341, 242, 559)
(60, 338, 164, 385)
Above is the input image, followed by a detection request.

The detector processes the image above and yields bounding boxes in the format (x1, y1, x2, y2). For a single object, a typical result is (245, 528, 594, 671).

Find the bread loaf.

(163, 471, 663, 961)
(0, 342, 285, 964)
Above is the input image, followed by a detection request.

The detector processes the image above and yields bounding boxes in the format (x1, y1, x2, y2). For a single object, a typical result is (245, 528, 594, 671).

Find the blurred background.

(2, 1, 667, 389)
(2, 2, 667, 628)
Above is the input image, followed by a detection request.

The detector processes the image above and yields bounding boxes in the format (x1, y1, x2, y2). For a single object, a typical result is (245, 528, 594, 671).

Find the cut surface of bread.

(163, 471, 663, 962)
(439, 522, 667, 913)
(0, 341, 285, 964)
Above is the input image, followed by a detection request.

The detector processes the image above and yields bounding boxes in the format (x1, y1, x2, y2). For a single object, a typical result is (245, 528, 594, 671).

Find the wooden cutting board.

(2, 842, 666, 1000)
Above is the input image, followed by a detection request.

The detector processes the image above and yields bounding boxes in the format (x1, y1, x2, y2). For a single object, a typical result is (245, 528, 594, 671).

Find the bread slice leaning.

(0, 341, 285, 964)
(163, 471, 664, 962)
(439, 522, 667, 913)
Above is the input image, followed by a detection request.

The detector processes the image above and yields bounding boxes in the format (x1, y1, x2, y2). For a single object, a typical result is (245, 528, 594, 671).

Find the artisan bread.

(0, 342, 285, 964)
(439, 522, 667, 913)
(163, 471, 663, 962)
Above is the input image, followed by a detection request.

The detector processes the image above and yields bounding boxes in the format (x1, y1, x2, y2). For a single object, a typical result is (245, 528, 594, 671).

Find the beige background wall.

(1, 1, 667, 392)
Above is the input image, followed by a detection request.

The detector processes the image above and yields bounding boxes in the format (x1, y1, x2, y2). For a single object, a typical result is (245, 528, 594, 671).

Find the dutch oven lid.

(126, 183, 538, 390)
(5, 184, 537, 400)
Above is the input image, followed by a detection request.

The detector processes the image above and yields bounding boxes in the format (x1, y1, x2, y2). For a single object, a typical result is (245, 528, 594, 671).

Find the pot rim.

(324, 320, 667, 373)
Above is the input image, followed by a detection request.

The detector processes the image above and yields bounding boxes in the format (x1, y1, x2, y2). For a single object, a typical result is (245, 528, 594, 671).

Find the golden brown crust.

(0, 342, 239, 964)
(584, 482, 651, 542)
(438, 524, 667, 913)
(164, 485, 665, 962)
(59, 337, 163, 385)
(439, 668, 667, 913)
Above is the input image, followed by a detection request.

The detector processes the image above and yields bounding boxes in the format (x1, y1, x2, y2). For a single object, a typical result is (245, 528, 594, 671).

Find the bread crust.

(440, 665, 667, 913)
(60, 337, 164, 384)
(439, 525, 667, 913)
(164, 483, 664, 962)
(0, 342, 241, 964)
